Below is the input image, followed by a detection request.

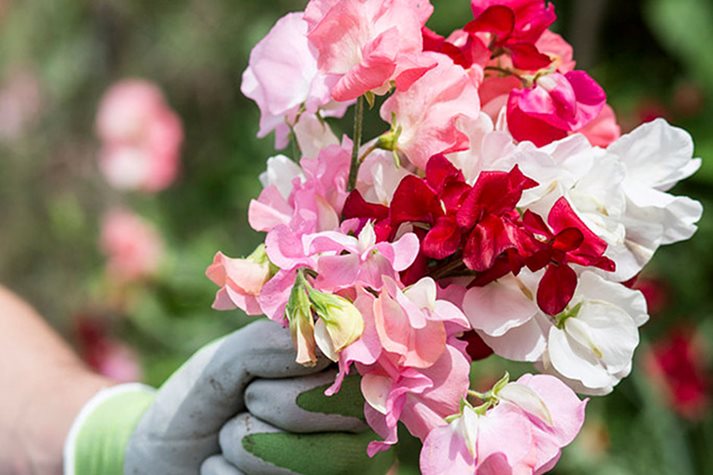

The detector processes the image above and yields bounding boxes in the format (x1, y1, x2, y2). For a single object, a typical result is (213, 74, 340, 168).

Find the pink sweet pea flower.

(420, 402, 535, 475)
(373, 276, 469, 368)
(249, 143, 351, 235)
(362, 340, 472, 455)
(205, 246, 273, 315)
(507, 71, 606, 147)
(96, 79, 183, 192)
(305, 0, 436, 102)
(419, 373, 586, 475)
(380, 53, 481, 170)
(100, 208, 164, 283)
(535, 30, 575, 73)
(305, 221, 420, 292)
(579, 104, 621, 148)
(241, 12, 348, 149)
(504, 374, 587, 472)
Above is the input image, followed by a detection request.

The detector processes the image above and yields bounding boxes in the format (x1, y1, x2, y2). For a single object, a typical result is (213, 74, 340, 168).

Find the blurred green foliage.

(0, 0, 711, 473)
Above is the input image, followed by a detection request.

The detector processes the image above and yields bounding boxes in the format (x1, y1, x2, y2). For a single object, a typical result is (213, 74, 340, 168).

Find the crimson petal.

(422, 216, 462, 260)
(390, 175, 443, 226)
(537, 264, 577, 316)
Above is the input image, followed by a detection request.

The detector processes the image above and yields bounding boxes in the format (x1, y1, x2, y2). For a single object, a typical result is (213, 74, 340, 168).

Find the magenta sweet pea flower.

(507, 71, 606, 146)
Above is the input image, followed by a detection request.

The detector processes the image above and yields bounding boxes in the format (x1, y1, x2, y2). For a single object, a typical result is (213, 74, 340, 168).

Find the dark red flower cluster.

(344, 154, 614, 316)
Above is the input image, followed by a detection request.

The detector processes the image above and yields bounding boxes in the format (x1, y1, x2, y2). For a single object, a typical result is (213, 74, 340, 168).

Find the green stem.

(358, 143, 378, 165)
(348, 95, 365, 192)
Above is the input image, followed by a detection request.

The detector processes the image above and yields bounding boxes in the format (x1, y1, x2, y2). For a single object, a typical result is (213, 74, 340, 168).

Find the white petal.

(478, 316, 548, 362)
(259, 154, 304, 198)
(499, 383, 553, 426)
(462, 275, 538, 337)
(314, 318, 338, 362)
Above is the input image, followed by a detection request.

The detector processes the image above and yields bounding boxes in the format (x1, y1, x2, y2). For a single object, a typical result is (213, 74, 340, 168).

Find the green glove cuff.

(63, 383, 156, 475)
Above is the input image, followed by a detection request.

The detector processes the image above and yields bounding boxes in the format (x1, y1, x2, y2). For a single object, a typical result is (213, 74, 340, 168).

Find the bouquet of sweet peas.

(206, 0, 703, 472)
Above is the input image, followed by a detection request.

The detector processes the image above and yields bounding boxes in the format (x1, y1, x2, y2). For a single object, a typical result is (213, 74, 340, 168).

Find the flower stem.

(348, 95, 365, 192)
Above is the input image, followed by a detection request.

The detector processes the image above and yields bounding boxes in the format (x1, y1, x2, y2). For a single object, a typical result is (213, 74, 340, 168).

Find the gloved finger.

(220, 413, 394, 475)
(245, 371, 367, 434)
(201, 455, 246, 475)
(126, 319, 329, 475)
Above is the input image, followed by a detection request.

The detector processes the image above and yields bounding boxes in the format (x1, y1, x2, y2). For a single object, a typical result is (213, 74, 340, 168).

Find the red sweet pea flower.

(344, 156, 540, 286)
(422, 27, 490, 70)
(523, 197, 615, 315)
(470, 0, 557, 45)
(465, 1, 555, 70)
(456, 165, 537, 272)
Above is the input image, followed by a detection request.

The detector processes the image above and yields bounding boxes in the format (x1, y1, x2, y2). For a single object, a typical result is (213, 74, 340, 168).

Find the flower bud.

(308, 289, 364, 362)
(286, 275, 318, 367)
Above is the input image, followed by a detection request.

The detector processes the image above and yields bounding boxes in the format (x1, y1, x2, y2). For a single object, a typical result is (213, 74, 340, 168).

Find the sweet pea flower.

(305, 0, 436, 102)
(536, 30, 575, 73)
(96, 79, 183, 192)
(355, 149, 412, 206)
(380, 53, 481, 170)
(241, 12, 348, 149)
(362, 341, 472, 455)
(100, 208, 164, 283)
(373, 277, 469, 368)
(419, 373, 586, 475)
(292, 113, 339, 159)
(249, 144, 350, 235)
(206, 245, 273, 315)
(304, 222, 419, 292)
(421, 401, 536, 474)
(608, 118, 703, 248)
(465, 270, 649, 395)
(507, 71, 606, 147)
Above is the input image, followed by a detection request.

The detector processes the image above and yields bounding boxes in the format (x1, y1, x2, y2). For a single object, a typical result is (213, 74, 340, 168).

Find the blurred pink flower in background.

(0, 68, 42, 142)
(74, 314, 142, 383)
(645, 327, 710, 421)
(96, 79, 183, 192)
(100, 208, 165, 283)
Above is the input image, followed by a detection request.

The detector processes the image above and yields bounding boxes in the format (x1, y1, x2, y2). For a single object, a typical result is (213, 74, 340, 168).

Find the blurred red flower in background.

(646, 327, 710, 421)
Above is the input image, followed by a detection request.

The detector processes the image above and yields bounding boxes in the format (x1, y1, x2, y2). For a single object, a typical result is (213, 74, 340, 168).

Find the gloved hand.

(63, 319, 392, 475)
(200, 371, 393, 475)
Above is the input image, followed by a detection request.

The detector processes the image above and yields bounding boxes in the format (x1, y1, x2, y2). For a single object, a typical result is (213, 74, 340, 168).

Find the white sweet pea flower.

(464, 270, 648, 395)
(540, 271, 648, 395)
(602, 119, 704, 279)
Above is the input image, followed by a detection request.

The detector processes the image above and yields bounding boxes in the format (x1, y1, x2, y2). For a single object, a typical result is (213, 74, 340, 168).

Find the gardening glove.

(200, 370, 394, 475)
(64, 319, 345, 475)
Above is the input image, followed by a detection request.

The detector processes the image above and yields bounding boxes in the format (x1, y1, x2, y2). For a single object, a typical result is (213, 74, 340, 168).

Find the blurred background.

(0, 0, 711, 473)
